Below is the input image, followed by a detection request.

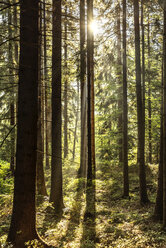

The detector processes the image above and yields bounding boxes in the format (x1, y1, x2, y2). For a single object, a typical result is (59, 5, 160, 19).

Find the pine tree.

(133, 0, 149, 204)
(50, 0, 64, 215)
(122, 0, 129, 197)
(7, 1, 48, 246)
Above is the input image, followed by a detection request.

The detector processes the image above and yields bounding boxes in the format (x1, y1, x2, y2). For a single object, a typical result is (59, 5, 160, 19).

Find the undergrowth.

(0, 159, 166, 247)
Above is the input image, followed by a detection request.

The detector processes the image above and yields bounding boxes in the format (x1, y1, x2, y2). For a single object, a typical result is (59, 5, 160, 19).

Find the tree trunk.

(73, 78, 80, 161)
(50, 0, 64, 215)
(63, 6, 68, 159)
(141, 0, 145, 167)
(87, 0, 95, 180)
(80, 0, 87, 177)
(8, 1, 15, 174)
(36, 2, 47, 197)
(154, 60, 163, 220)
(43, 0, 49, 169)
(117, 2, 123, 165)
(163, 5, 166, 228)
(87, 0, 95, 181)
(147, 17, 152, 164)
(7, 0, 42, 246)
(133, 0, 149, 204)
(122, 0, 129, 197)
(13, 0, 18, 64)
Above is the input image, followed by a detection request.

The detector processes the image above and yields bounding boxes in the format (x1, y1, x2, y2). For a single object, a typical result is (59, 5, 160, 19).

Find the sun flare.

(90, 20, 99, 35)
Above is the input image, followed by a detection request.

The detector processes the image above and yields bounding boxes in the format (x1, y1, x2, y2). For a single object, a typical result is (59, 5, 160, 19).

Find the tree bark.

(8, 0, 15, 174)
(43, 0, 49, 169)
(80, 0, 87, 177)
(87, 0, 95, 181)
(141, 0, 145, 167)
(13, 0, 18, 64)
(73, 78, 80, 161)
(36, 2, 47, 197)
(147, 16, 152, 164)
(122, 0, 129, 197)
(117, 2, 123, 165)
(7, 0, 41, 246)
(133, 0, 149, 204)
(163, 5, 166, 228)
(63, 6, 68, 159)
(50, 0, 64, 215)
(154, 60, 163, 220)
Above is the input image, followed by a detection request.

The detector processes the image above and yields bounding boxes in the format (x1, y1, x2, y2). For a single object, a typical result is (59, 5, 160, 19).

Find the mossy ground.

(0, 159, 166, 247)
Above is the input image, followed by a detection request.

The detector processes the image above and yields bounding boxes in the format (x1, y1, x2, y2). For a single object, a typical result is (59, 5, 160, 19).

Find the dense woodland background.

(1, 0, 166, 247)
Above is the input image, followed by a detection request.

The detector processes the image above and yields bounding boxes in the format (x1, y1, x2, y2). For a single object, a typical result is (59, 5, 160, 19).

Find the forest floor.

(1, 159, 166, 247)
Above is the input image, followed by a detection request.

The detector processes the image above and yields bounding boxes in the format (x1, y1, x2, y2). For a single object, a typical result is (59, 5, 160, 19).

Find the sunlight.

(90, 20, 99, 35)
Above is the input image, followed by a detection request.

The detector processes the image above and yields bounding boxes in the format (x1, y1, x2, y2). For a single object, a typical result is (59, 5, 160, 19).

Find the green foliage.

(0, 160, 13, 194)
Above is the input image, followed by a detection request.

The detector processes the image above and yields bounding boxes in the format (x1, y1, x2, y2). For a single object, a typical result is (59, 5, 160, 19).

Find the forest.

(0, 0, 166, 247)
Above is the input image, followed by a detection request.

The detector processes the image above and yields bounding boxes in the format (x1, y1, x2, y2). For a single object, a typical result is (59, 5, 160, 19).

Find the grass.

(0, 158, 166, 247)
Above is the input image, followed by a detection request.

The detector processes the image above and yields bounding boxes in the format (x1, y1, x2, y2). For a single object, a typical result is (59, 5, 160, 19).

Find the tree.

(50, 0, 64, 215)
(163, 2, 166, 228)
(147, 14, 152, 164)
(122, 0, 129, 197)
(43, 0, 50, 169)
(80, 0, 87, 177)
(133, 0, 149, 204)
(36, 2, 47, 197)
(63, 5, 68, 159)
(154, 60, 163, 220)
(7, 0, 47, 246)
(117, 1, 123, 165)
(8, 0, 15, 174)
(141, 0, 145, 168)
(87, 0, 95, 181)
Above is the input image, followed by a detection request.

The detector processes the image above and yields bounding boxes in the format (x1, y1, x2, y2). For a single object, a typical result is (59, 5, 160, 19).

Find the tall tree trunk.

(163, 5, 166, 228)
(148, 16, 152, 164)
(63, 6, 68, 159)
(154, 60, 163, 220)
(50, 0, 64, 215)
(87, 0, 95, 181)
(36, 2, 47, 197)
(122, 0, 129, 197)
(73, 78, 80, 161)
(90, 8, 95, 172)
(133, 0, 149, 204)
(43, 0, 49, 169)
(141, 0, 145, 166)
(117, 2, 123, 164)
(13, 0, 18, 64)
(8, 1, 15, 174)
(80, 0, 87, 177)
(7, 0, 43, 246)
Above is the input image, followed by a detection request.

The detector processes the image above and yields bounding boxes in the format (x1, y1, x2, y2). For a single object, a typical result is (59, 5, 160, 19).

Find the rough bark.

(73, 78, 80, 161)
(7, 0, 41, 246)
(43, 0, 49, 169)
(87, 0, 95, 180)
(8, 1, 15, 174)
(36, 2, 47, 197)
(63, 6, 68, 159)
(13, 0, 18, 64)
(154, 60, 163, 220)
(163, 5, 166, 228)
(141, 0, 145, 166)
(50, 0, 64, 215)
(147, 17, 152, 164)
(117, 2, 123, 164)
(122, 0, 129, 197)
(80, 0, 87, 177)
(133, 0, 149, 204)
(90, 1, 95, 173)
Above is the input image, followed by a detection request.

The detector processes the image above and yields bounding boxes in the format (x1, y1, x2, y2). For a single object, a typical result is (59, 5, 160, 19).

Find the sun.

(90, 20, 99, 35)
